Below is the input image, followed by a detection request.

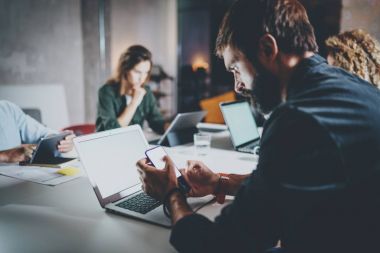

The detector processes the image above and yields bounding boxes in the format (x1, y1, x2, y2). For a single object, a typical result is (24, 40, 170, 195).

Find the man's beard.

(240, 64, 282, 115)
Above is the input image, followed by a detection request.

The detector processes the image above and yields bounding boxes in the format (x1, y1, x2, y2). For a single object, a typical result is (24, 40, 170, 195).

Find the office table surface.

(0, 131, 258, 253)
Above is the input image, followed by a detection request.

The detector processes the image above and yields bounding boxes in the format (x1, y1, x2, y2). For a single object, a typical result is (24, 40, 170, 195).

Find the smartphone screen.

(145, 146, 190, 193)
(145, 146, 181, 177)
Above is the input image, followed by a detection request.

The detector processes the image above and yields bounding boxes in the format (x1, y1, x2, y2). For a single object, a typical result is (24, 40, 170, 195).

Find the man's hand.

(57, 131, 75, 153)
(131, 87, 147, 106)
(137, 156, 178, 201)
(0, 144, 36, 163)
(181, 160, 220, 197)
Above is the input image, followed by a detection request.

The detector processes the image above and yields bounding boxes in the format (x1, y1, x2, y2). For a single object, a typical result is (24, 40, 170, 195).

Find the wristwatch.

(214, 173, 230, 204)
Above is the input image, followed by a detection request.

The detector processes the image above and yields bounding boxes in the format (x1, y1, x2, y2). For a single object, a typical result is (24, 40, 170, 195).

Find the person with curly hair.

(325, 29, 380, 88)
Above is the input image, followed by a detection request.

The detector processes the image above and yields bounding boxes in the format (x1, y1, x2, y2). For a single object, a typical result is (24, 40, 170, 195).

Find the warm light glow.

(192, 55, 209, 71)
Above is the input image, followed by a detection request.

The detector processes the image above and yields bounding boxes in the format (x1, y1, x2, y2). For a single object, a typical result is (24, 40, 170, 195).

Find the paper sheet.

(0, 162, 83, 186)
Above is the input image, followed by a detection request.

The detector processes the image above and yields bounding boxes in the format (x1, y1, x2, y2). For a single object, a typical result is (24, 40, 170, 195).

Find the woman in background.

(96, 45, 166, 133)
(325, 29, 380, 88)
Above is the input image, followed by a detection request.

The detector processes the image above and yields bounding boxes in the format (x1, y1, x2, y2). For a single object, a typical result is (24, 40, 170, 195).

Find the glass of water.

(193, 132, 211, 156)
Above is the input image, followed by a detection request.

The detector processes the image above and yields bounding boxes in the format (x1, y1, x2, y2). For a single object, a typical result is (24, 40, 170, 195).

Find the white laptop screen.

(222, 101, 260, 147)
(76, 128, 148, 198)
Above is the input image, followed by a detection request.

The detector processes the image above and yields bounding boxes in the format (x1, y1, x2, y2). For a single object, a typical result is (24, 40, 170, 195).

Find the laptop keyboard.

(116, 192, 161, 214)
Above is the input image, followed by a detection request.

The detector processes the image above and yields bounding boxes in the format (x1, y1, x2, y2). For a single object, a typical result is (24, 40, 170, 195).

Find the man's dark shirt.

(170, 55, 380, 253)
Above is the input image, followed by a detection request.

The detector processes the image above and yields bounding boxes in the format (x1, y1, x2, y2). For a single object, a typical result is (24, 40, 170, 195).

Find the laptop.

(220, 101, 260, 154)
(74, 125, 213, 228)
(157, 111, 206, 147)
(27, 132, 75, 166)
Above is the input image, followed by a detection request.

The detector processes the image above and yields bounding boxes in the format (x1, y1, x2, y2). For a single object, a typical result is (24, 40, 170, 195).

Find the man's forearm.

(0, 150, 8, 162)
(169, 191, 193, 225)
(224, 173, 250, 196)
(168, 173, 250, 225)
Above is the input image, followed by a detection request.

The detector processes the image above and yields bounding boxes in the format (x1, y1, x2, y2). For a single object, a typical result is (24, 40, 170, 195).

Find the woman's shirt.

(96, 82, 165, 134)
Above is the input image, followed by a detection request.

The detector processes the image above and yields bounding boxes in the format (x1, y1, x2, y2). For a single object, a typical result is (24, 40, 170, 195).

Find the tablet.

(29, 132, 75, 165)
(157, 111, 206, 146)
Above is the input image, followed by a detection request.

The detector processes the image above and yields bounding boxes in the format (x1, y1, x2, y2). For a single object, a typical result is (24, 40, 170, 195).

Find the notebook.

(220, 101, 260, 154)
(74, 125, 213, 227)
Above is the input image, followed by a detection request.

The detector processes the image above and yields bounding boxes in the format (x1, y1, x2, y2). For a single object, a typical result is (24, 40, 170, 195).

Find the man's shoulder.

(266, 103, 313, 129)
(0, 100, 23, 116)
(262, 103, 331, 148)
(0, 100, 19, 109)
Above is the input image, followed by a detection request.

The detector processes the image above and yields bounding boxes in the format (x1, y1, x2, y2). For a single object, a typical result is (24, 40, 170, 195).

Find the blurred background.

(1, 0, 380, 130)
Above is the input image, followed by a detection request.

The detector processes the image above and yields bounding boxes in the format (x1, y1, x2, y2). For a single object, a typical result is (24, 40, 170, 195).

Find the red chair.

(62, 124, 96, 136)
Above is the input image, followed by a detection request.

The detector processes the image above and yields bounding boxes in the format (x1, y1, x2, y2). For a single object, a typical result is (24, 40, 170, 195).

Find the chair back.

(199, 91, 236, 123)
(62, 124, 96, 136)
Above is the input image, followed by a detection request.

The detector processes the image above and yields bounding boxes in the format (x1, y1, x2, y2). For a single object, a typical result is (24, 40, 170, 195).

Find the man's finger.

(163, 155, 177, 177)
(187, 160, 196, 167)
(136, 158, 156, 172)
(187, 160, 201, 170)
(179, 168, 193, 188)
(163, 155, 174, 164)
(137, 167, 145, 177)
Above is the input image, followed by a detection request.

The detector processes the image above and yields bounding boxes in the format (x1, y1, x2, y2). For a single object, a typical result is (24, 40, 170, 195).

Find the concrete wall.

(341, 0, 380, 41)
(0, 0, 85, 128)
(0, 0, 178, 127)
(110, 0, 177, 79)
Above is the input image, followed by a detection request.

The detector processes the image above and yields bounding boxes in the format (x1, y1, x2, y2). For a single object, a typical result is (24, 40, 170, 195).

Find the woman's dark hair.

(107, 45, 152, 84)
(215, 0, 318, 62)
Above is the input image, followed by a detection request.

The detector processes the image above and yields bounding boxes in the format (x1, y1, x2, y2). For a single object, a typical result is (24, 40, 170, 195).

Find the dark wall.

(300, 0, 342, 57)
(177, 0, 234, 112)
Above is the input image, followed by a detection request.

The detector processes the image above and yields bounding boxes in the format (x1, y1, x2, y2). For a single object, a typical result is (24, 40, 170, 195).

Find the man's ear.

(257, 34, 278, 63)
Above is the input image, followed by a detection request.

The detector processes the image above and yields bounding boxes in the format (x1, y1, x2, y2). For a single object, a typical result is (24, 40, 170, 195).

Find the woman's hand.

(131, 87, 147, 106)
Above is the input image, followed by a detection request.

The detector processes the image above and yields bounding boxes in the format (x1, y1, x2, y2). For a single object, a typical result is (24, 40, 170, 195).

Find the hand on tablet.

(57, 131, 76, 153)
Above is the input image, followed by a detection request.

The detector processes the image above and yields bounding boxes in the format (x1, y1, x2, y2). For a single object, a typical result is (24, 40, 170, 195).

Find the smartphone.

(145, 146, 191, 193)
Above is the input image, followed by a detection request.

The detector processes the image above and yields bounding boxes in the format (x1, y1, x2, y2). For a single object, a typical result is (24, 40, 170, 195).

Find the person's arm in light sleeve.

(9, 102, 56, 144)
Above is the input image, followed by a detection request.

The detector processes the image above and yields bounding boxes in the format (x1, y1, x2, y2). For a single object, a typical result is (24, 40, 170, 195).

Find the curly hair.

(325, 29, 380, 88)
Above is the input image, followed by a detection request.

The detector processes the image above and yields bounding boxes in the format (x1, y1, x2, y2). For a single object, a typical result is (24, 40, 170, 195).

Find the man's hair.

(215, 0, 318, 61)
(325, 29, 380, 88)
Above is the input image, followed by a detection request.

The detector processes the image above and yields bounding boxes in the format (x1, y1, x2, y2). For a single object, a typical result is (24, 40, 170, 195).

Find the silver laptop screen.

(77, 128, 148, 198)
(222, 101, 260, 147)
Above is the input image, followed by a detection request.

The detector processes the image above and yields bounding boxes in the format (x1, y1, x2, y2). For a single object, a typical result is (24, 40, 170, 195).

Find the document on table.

(0, 161, 83, 186)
